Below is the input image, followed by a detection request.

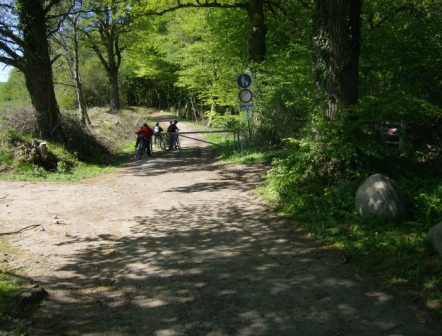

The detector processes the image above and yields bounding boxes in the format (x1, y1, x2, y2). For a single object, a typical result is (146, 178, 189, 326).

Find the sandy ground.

(0, 117, 441, 335)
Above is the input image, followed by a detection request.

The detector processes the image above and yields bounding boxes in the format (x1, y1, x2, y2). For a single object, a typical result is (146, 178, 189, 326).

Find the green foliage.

(239, 0, 314, 148)
(57, 161, 70, 173)
(0, 112, 113, 181)
(360, 0, 442, 142)
(0, 239, 25, 323)
(263, 139, 442, 307)
(0, 129, 68, 180)
(126, 7, 247, 115)
(0, 272, 20, 320)
(337, 221, 442, 295)
(79, 58, 109, 107)
(361, 1, 442, 105)
(54, 72, 77, 110)
(406, 181, 442, 231)
(0, 107, 159, 181)
(0, 69, 30, 105)
(250, 43, 314, 147)
(206, 111, 243, 130)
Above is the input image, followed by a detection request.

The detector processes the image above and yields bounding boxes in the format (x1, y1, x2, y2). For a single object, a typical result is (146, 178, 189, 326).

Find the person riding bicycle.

(135, 123, 153, 156)
(152, 122, 163, 148)
(167, 120, 179, 149)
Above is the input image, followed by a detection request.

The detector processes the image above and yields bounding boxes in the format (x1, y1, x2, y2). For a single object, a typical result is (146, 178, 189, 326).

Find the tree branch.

(144, 0, 249, 16)
(0, 225, 41, 236)
(373, 5, 420, 28)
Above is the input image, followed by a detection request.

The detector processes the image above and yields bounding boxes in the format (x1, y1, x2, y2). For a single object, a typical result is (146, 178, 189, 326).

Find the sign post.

(237, 74, 253, 145)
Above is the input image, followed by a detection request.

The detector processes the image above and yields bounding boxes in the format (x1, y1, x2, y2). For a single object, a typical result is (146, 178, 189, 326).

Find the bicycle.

(157, 133, 168, 150)
(167, 133, 181, 150)
(174, 135, 181, 150)
(135, 138, 151, 159)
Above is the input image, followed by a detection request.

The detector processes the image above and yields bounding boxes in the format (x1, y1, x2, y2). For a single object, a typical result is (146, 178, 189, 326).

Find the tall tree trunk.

(72, 10, 90, 125)
(247, 0, 267, 63)
(85, 4, 123, 113)
(156, 89, 162, 110)
(19, 0, 62, 138)
(313, 0, 362, 119)
(106, 37, 121, 112)
(108, 66, 120, 112)
(75, 72, 90, 125)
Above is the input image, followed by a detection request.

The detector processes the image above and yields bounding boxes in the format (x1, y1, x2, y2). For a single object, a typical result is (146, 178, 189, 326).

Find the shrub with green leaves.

(0, 272, 20, 318)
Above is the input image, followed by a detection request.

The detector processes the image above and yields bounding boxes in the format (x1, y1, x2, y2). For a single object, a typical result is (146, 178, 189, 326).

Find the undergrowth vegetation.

(0, 106, 157, 181)
(0, 239, 28, 326)
(213, 116, 442, 313)
(208, 107, 442, 313)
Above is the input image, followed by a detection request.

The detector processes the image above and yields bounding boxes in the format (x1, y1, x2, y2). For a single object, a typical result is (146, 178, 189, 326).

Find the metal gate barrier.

(164, 130, 243, 151)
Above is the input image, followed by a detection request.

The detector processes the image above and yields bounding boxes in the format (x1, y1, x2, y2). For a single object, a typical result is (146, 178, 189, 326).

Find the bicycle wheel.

(175, 137, 181, 150)
(135, 142, 145, 159)
(167, 135, 174, 150)
(146, 140, 152, 156)
(159, 136, 166, 150)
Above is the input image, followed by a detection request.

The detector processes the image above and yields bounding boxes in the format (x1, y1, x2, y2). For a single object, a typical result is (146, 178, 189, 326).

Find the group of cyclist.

(134, 119, 179, 158)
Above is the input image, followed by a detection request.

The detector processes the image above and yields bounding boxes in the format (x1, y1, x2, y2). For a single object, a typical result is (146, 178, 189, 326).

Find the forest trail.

(0, 116, 440, 335)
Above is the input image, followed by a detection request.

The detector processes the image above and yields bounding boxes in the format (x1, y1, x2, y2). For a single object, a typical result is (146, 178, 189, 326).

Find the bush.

(262, 109, 442, 309)
(0, 107, 113, 165)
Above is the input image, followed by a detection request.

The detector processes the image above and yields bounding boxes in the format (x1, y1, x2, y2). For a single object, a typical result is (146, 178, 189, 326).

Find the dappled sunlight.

(28, 196, 425, 335)
(337, 303, 357, 315)
(4, 119, 436, 335)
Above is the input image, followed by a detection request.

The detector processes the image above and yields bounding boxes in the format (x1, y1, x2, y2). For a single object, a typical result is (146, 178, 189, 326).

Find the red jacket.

(136, 126, 153, 140)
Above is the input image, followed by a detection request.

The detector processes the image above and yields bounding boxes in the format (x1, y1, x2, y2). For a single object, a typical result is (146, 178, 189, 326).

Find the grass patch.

(0, 239, 30, 324)
(0, 129, 117, 181)
(260, 144, 442, 314)
(0, 107, 162, 182)
(0, 272, 21, 320)
(206, 132, 284, 164)
(263, 200, 442, 314)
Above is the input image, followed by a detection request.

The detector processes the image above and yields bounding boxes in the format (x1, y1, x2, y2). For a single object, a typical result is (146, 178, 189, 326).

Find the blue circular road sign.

(237, 74, 252, 88)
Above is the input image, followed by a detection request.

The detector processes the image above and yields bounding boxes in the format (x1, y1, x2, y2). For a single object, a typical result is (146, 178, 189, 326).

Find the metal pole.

(247, 118, 252, 148)
(233, 131, 237, 150)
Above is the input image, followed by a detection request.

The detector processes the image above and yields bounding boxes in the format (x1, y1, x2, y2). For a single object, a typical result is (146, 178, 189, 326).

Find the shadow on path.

(23, 118, 441, 336)
(30, 175, 440, 335)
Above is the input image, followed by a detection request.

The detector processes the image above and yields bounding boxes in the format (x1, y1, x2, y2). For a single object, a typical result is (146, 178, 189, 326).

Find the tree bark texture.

(105, 31, 121, 112)
(247, 0, 267, 63)
(108, 66, 120, 112)
(18, 0, 62, 138)
(71, 12, 90, 125)
(97, 36, 121, 111)
(313, 0, 362, 119)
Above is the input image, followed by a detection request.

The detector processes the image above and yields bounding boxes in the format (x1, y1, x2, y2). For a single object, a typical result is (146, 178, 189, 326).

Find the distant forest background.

(0, 1, 439, 148)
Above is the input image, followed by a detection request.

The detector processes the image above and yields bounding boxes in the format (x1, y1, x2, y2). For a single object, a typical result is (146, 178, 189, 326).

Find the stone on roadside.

(428, 222, 442, 257)
(355, 174, 406, 221)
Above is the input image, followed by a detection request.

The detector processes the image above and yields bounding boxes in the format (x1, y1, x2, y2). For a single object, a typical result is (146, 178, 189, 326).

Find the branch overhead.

(143, 0, 249, 16)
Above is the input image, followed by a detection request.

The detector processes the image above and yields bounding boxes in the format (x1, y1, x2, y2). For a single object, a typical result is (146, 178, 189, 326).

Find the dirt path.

(0, 118, 440, 335)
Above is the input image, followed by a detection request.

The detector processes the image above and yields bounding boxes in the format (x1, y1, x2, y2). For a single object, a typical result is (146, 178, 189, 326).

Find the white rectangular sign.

(240, 103, 254, 111)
